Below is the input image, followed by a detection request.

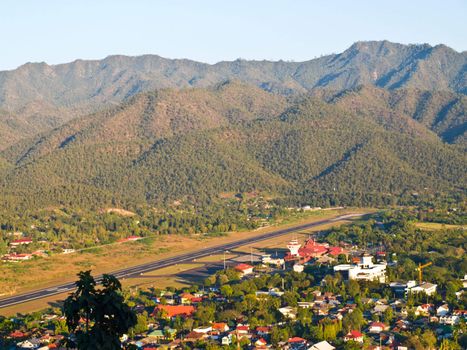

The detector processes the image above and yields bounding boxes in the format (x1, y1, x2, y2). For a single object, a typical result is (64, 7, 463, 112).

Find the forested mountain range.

(0, 40, 465, 150)
(0, 82, 465, 211)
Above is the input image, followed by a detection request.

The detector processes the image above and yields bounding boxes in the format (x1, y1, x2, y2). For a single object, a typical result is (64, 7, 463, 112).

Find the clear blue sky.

(1, 0, 466, 70)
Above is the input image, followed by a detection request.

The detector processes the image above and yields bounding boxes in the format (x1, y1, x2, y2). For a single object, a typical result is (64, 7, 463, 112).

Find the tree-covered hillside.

(0, 41, 465, 149)
(0, 83, 465, 211)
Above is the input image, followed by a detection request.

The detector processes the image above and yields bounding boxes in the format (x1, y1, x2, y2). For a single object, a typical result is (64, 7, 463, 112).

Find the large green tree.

(64, 271, 137, 349)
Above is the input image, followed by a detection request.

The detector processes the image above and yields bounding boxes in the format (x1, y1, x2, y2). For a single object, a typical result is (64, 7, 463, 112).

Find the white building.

(308, 340, 335, 350)
(293, 264, 304, 273)
(287, 239, 301, 257)
(408, 282, 437, 296)
(334, 254, 386, 283)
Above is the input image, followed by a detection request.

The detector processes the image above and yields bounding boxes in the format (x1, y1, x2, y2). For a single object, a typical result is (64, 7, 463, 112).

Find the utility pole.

(223, 250, 226, 270)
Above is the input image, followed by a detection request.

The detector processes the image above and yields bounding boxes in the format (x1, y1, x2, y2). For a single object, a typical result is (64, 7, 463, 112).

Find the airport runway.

(0, 213, 363, 309)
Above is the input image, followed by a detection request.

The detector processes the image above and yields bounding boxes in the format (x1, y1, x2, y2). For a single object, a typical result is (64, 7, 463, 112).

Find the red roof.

(288, 337, 306, 343)
(236, 325, 249, 331)
(370, 322, 387, 328)
(10, 330, 25, 338)
(256, 326, 271, 333)
(328, 246, 346, 256)
(11, 238, 32, 244)
(153, 304, 195, 318)
(180, 293, 196, 299)
(235, 263, 253, 271)
(346, 330, 363, 338)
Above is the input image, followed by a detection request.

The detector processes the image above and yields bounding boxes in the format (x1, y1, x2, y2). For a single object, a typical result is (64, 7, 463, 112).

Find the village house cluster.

(2, 236, 466, 349)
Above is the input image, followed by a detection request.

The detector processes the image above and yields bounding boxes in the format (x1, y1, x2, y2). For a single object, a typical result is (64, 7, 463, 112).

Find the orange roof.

(288, 337, 306, 343)
(235, 263, 253, 271)
(212, 322, 228, 330)
(154, 304, 195, 318)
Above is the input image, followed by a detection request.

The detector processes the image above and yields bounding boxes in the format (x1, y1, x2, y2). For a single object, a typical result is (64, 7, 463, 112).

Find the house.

(235, 325, 250, 335)
(152, 305, 195, 318)
(179, 292, 196, 304)
(279, 306, 297, 319)
(373, 304, 389, 314)
(415, 304, 433, 316)
(437, 304, 450, 316)
(2, 253, 33, 262)
(293, 264, 304, 273)
(221, 335, 232, 345)
(297, 301, 314, 309)
(344, 330, 364, 343)
(408, 282, 437, 296)
(255, 338, 268, 347)
(368, 322, 389, 333)
(308, 340, 336, 350)
(288, 337, 307, 349)
(212, 322, 229, 333)
(235, 263, 254, 276)
(334, 254, 386, 283)
(389, 280, 417, 295)
(146, 329, 165, 341)
(327, 246, 347, 257)
(193, 326, 212, 334)
(16, 340, 37, 349)
(184, 331, 208, 342)
(440, 315, 461, 325)
(10, 238, 33, 247)
(256, 326, 271, 336)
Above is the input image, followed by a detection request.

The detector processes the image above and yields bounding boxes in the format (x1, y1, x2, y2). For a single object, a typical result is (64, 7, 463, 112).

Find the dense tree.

(64, 271, 137, 350)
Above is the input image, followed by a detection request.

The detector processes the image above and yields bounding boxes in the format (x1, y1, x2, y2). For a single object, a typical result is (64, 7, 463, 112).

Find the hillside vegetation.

(0, 40, 465, 149)
(0, 83, 465, 211)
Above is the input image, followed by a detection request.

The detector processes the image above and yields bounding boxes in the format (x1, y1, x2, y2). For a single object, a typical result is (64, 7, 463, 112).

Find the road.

(0, 213, 363, 309)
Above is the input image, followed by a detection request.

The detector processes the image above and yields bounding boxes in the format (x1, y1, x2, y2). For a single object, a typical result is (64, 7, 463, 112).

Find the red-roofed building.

(10, 238, 33, 247)
(10, 330, 26, 338)
(2, 253, 33, 262)
(344, 330, 364, 343)
(368, 322, 389, 333)
(235, 263, 254, 276)
(288, 336, 307, 344)
(152, 304, 195, 318)
(212, 322, 229, 332)
(285, 238, 329, 263)
(328, 246, 347, 256)
(179, 293, 196, 304)
(256, 326, 271, 336)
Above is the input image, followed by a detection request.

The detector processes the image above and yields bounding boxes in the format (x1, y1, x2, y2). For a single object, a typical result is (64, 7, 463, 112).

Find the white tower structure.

(287, 239, 301, 257)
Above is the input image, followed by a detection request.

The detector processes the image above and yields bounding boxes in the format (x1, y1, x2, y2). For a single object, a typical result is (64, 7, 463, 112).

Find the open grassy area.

(0, 208, 375, 315)
(414, 222, 465, 231)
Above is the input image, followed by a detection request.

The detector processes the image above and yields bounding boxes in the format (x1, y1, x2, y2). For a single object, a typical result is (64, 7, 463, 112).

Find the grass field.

(414, 222, 465, 231)
(0, 208, 375, 315)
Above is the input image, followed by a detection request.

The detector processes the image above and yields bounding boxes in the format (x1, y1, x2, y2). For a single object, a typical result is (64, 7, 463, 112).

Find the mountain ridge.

(0, 40, 465, 151)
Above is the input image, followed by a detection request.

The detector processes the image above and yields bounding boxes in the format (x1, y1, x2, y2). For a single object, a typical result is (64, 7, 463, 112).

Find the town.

(1, 214, 466, 350)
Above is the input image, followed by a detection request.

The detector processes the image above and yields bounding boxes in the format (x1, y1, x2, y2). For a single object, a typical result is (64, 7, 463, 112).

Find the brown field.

(0, 208, 375, 315)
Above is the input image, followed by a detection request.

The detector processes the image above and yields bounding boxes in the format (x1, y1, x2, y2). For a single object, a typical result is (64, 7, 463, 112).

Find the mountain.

(0, 83, 465, 211)
(311, 86, 467, 146)
(0, 41, 465, 150)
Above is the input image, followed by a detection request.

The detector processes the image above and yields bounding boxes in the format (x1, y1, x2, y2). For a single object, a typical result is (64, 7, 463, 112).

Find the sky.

(1, 0, 466, 71)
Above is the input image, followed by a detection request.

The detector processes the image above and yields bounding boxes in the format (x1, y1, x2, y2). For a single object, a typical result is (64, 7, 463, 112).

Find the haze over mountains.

(0, 41, 465, 210)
